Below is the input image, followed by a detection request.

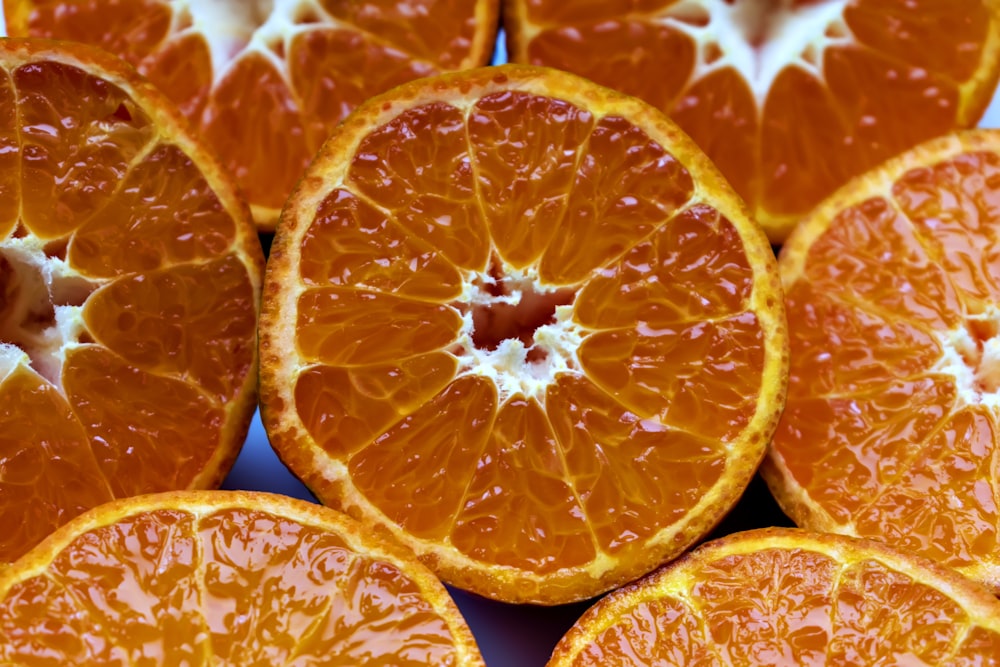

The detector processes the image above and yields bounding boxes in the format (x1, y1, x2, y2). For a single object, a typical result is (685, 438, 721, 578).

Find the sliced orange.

(548, 527, 1000, 666)
(0, 39, 262, 564)
(0, 490, 484, 665)
(5, 0, 501, 229)
(259, 64, 788, 605)
(504, 0, 1000, 243)
(764, 129, 1000, 591)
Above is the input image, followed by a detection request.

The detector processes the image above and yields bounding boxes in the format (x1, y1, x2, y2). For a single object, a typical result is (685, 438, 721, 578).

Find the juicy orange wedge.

(765, 129, 1000, 592)
(548, 528, 1000, 665)
(505, 0, 1000, 242)
(0, 39, 263, 565)
(0, 490, 485, 665)
(6, 0, 501, 228)
(259, 64, 789, 605)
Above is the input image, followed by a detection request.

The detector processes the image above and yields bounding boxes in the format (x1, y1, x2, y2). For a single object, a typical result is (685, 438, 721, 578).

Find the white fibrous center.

(450, 262, 583, 404)
(0, 235, 97, 386)
(172, 0, 350, 86)
(660, 0, 854, 104)
(933, 308, 1000, 409)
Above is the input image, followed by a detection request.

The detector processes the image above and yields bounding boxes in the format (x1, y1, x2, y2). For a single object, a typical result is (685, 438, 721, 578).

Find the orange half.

(0, 490, 485, 665)
(6, 0, 501, 228)
(259, 64, 788, 604)
(765, 129, 1000, 592)
(505, 0, 1000, 242)
(548, 528, 1000, 666)
(0, 39, 263, 564)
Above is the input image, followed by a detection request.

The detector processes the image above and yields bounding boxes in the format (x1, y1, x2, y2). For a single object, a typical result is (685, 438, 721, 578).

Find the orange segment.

(0, 491, 485, 666)
(765, 129, 1000, 592)
(348, 376, 497, 541)
(83, 257, 256, 403)
(537, 115, 694, 285)
(547, 529, 1000, 666)
(61, 346, 224, 498)
(574, 204, 756, 327)
(7, 0, 500, 229)
(294, 353, 457, 458)
(0, 360, 113, 563)
(260, 65, 787, 604)
(451, 395, 595, 575)
(300, 188, 463, 298)
(0, 39, 262, 564)
(505, 0, 1000, 242)
(69, 144, 237, 277)
(295, 287, 463, 365)
(15, 57, 156, 239)
(348, 102, 490, 271)
(467, 90, 594, 268)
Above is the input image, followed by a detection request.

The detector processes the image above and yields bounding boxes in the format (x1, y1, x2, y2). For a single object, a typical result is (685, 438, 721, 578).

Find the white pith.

(931, 305, 1000, 410)
(450, 264, 586, 406)
(0, 236, 101, 389)
(659, 0, 854, 105)
(168, 0, 414, 88)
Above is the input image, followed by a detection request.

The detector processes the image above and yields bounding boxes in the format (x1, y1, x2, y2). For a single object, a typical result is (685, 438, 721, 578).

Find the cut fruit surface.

(504, 0, 1000, 242)
(547, 527, 1000, 666)
(0, 490, 484, 666)
(0, 39, 263, 564)
(6, 0, 501, 229)
(259, 64, 788, 604)
(764, 129, 1000, 592)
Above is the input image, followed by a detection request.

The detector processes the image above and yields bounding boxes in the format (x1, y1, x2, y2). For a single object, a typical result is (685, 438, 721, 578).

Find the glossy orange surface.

(263, 67, 785, 602)
(301, 92, 762, 567)
(548, 530, 1000, 666)
(507, 0, 1000, 240)
(769, 133, 1000, 588)
(8, 0, 499, 226)
(0, 496, 479, 665)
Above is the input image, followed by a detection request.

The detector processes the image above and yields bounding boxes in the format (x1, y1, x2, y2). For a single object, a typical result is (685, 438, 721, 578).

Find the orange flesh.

(11, 0, 494, 223)
(514, 0, 997, 232)
(565, 546, 1000, 665)
(291, 91, 765, 574)
(0, 54, 257, 562)
(774, 148, 1000, 573)
(0, 507, 465, 665)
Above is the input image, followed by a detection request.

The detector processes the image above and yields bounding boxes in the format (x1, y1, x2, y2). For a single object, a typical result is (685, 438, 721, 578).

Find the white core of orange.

(176, 0, 377, 88)
(0, 237, 96, 388)
(933, 306, 1000, 408)
(660, 0, 853, 105)
(452, 265, 585, 405)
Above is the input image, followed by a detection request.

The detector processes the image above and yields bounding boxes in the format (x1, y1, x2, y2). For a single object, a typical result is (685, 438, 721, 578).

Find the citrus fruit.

(0, 490, 485, 665)
(763, 129, 1000, 592)
(0, 39, 263, 565)
(258, 64, 789, 605)
(504, 0, 1000, 243)
(547, 527, 1000, 666)
(5, 0, 501, 229)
